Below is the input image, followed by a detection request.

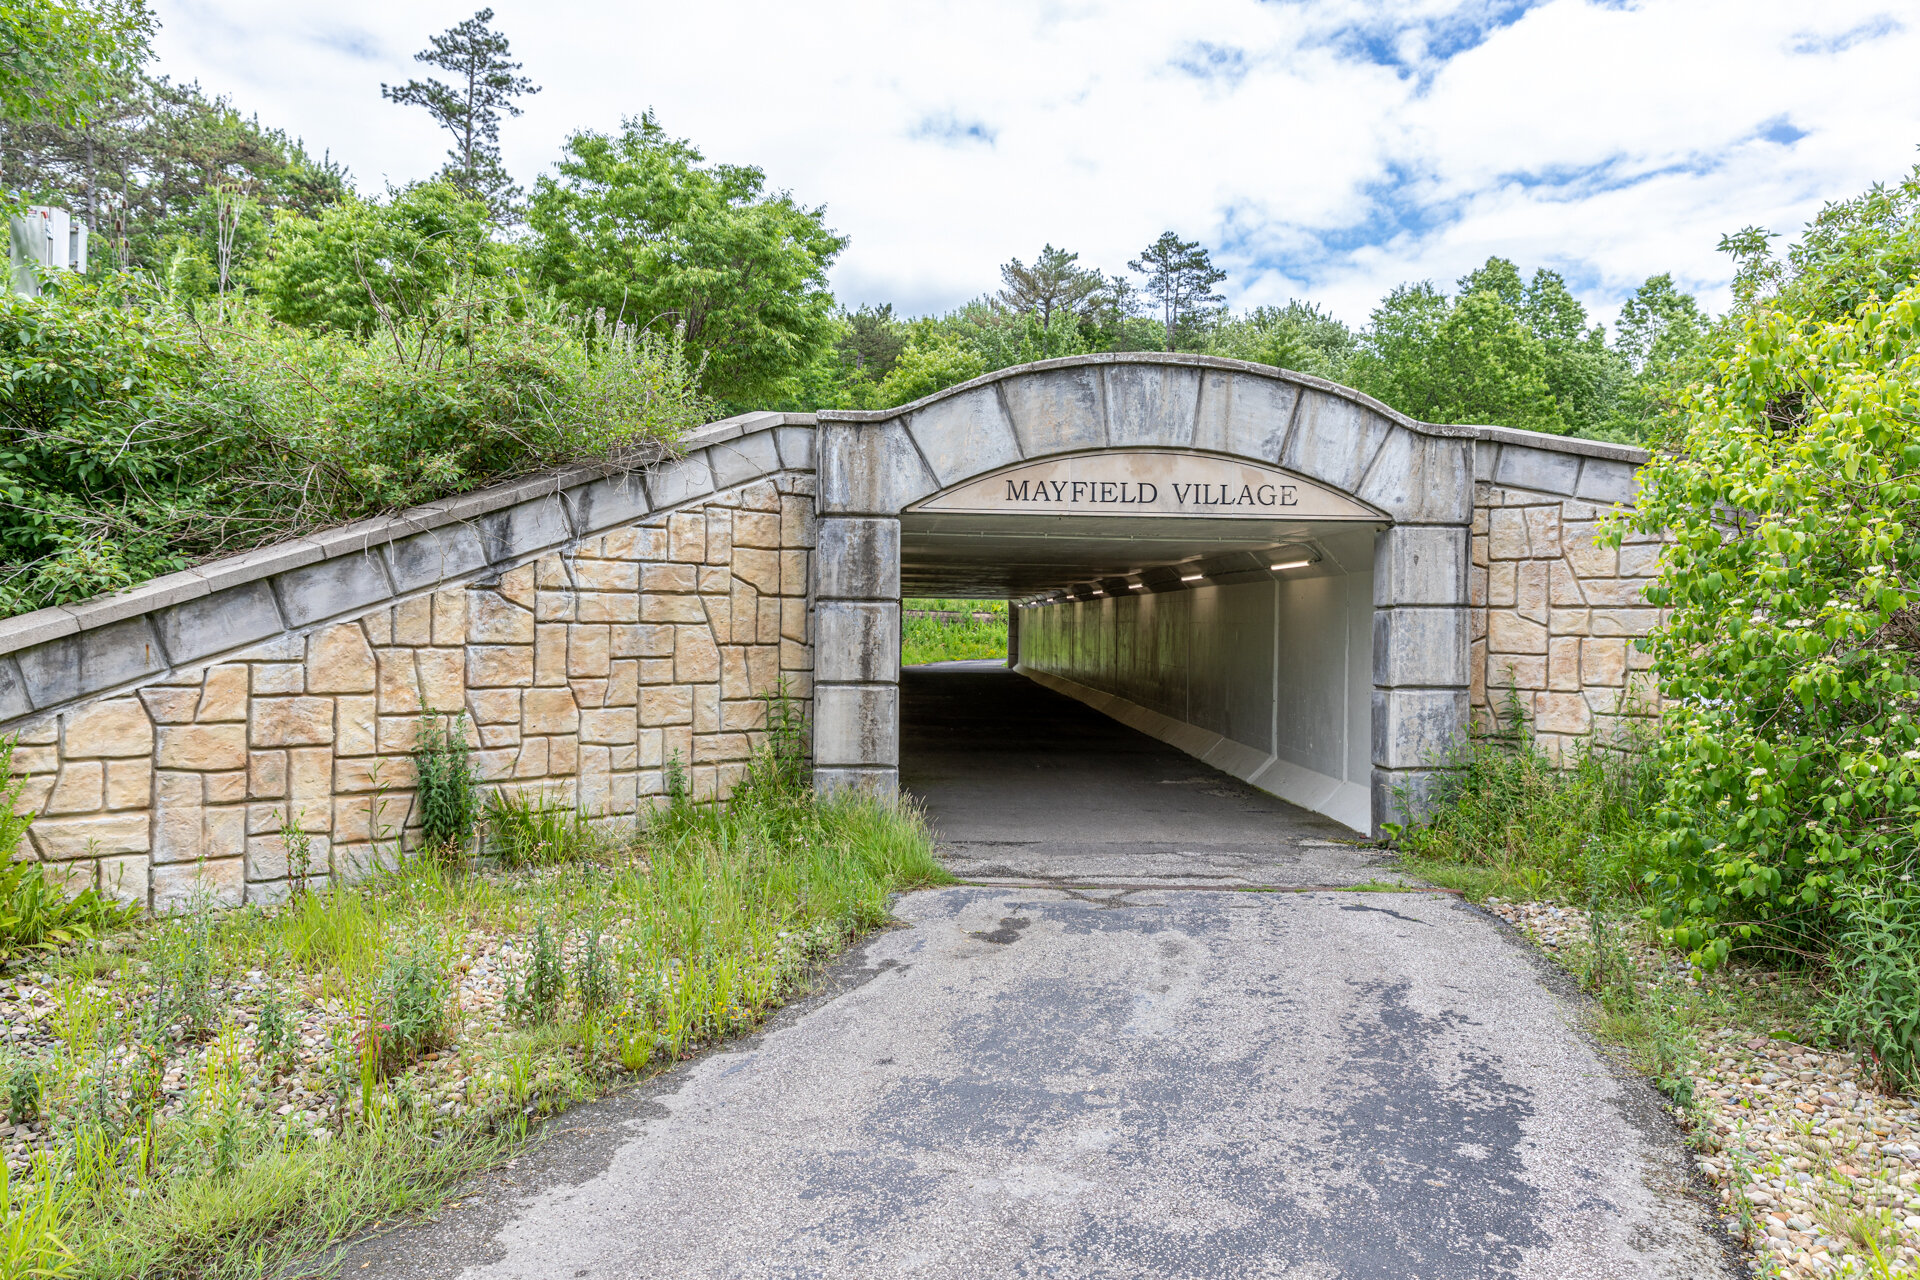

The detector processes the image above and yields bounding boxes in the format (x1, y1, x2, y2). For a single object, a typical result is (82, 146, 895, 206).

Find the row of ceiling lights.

(1021, 551, 1318, 606)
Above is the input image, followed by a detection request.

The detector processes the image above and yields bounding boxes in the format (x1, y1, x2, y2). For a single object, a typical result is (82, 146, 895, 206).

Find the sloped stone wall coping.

(0, 411, 817, 722)
(815, 352, 1652, 469)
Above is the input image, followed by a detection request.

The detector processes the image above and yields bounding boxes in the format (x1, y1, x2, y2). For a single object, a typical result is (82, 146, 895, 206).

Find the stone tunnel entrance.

(809, 354, 1478, 838)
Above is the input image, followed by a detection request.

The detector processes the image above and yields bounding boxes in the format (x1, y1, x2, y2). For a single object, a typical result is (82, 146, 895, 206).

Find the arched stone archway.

(809, 352, 1477, 836)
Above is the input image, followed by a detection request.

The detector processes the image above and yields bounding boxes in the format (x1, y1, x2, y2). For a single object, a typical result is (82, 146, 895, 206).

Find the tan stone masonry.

(1470, 480, 1661, 761)
(9, 476, 815, 911)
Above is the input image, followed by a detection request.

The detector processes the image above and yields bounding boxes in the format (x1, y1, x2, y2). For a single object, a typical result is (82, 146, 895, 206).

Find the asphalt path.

(342, 664, 1738, 1279)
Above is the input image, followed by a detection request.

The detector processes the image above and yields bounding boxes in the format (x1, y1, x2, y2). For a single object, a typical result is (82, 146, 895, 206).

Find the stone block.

(813, 683, 898, 767)
(774, 424, 815, 471)
(641, 657, 675, 685)
(97, 855, 146, 905)
(1371, 688, 1468, 770)
(467, 591, 535, 644)
(780, 550, 810, 598)
(1548, 636, 1581, 691)
(187, 665, 246, 722)
(668, 512, 705, 563)
(249, 697, 334, 748)
(573, 558, 640, 592)
(647, 452, 717, 509)
(1486, 651, 1544, 695)
(815, 602, 901, 683)
(758, 596, 782, 645)
(1494, 444, 1582, 496)
(642, 563, 698, 594)
(816, 421, 938, 515)
(1523, 505, 1562, 558)
(580, 708, 637, 745)
(1581, 638, 1627, 687)
(536, 555, 573, 589)
(706, 511, 734, 565)
(1371, 768, 1456, 835)
(1515, 562, 1548, 623)
(534, 625, 569, 686)
(154, 857, 243, 911)
(641, 684, 693, 727)
(1618, 542, 1662, 577)
(305, 622, 377, 695)
(1371, 608, 1467, 688)
(1358, 431, 1474, 524)
(781, 494, 815, 549)
(376, 650, 422, 715)
(432, 589, 466, 646)
(1532, 691, 1592, 735)
(781, 597, 808, 643)
(1551, 608, 1591, 637)
(393, 596, 433, 645)
(474, 492, 572, 565)
(905, 385, 1023, 487)
(708, 429, 782, 489)
(155, 581, 285, 668)
(468, 645, 534, 688)
(673, 625, 720, 684)
(44, 761, 103, 814)
(1575, 458, 1641, 506)
(722, 699, 766, 732)
(1487, 562, 1516, 607)
(563, 472, 651, 537)
(18, 616, 168, 710)
(376, 715, 423, 754)
(62, 697, 153, 758)
(417, 648, 464, 710)
(523, 687, 579, 735)
(207, 769, 249, 804)
(31, 810, 150, 860)
(732, 510, 780, 550)
(570, 625, 612, 678)
(814, 517, 900, 600)
(605, 660, 638, 707)
(812, 766, 898, 802)
(273, 552, 392, 629)
(1281, 391, 1392, 494)
(157, 723, 247, 771)
(105, 758, 150, 809)
(1486, 508, 1529, 560)
(249, 750, 287, 800)
(498, 563, 537, 608)
(385, 524, 488, 595)
(334, 696, 375, 756)
(1548, 561, 1587, 608)
(578, 593, 639, 624)
(728, 548, 778, 596)
(1371, 526, 1467, 607)
(641, 594, 707, 624)
(1104, 362, 1204, 448)
(1562, 524, 1617, 578)
(335, 755, 415, 793)
(1487, 613, 1548, 655)
(998, 365, 1106, 456)
(1583, 578, 1651, 607)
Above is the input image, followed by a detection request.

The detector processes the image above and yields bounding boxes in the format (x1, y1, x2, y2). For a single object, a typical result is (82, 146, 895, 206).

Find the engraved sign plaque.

(908, 449, 1380, 519)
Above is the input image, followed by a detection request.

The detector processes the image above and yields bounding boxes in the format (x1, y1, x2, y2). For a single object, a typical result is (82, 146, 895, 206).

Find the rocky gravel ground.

(1489, 898, 1920, 1279)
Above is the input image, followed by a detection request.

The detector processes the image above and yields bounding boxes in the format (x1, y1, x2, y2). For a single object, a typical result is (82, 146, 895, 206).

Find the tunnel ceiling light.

(1180, 573, 1204, 582)
(1127, 582, 1144, 590)
(1269, 557, 1313, 572)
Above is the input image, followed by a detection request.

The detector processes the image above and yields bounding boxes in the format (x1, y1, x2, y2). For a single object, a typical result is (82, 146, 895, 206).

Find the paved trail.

(346, 665, 1736, 1279)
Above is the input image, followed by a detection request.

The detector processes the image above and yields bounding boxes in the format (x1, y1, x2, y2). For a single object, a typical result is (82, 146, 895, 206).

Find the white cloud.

(151, 0, 1920, 328)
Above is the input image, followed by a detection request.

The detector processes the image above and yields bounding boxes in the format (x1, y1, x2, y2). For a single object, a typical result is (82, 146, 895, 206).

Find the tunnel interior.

(898, 511, 1385, 833)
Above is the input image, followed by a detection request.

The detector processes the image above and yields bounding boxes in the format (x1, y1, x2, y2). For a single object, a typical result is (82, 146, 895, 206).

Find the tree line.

(4, 3, 1708, 440)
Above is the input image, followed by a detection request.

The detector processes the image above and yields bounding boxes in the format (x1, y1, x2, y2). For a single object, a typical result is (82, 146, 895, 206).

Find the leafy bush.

(414, 711, 479, 857)
(0, 274, 710, 617)
(367, 945, 450, 1078)
(1624, 276, 1920, 965)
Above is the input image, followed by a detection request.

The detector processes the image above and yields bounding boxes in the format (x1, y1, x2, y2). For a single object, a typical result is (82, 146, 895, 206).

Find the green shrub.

(484, 789, 597, 867)
(0, 274, 709, 618)
(1622, 276, 1920, 966)
(901, 598, 1007, 666)
(414, 712, 479, 858)
(1824, 883, 1920, 1092)
(505, 921, 566, 1023)
(367, 945, 450, 1078)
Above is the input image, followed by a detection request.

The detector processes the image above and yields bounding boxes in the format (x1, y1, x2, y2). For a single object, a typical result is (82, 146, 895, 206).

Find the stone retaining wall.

(1469, 433, 1661, 760)
(0, 415, 816, 912)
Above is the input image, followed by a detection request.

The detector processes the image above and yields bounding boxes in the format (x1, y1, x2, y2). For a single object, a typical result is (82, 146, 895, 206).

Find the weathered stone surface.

(306, 622, 377, 694)
(905, 386, 1023, 487)
(813, 683, 898, 768)
(647, 453, 717, 509)
(814, 518, 899, 600)
(1372, 527, 1467, 608)
(1371, 688, 1468, 770)
(31, 811, 150, 859)
(44, 761, 103, 814)
(157, 723, 247, 771)
(1494, 444, 1582, 496)
(815, 603, 901, 684)
(18, 616, 168, 710)
(817, 422, 937, 515)
(1371, 608, 1468, 688)
(249, 697, 335, 748)
(386, 525, 488, 595)
(274, 553, 392, 629)
(156, 582, 284, 667)
(1282, 391, 1391, 494)
(1487, 613, 1548, 655)
(468, 645, 535, 688)
(467, 592, 535, 644)
(63, 697, 153, 758)
(707, 429, 782, 490)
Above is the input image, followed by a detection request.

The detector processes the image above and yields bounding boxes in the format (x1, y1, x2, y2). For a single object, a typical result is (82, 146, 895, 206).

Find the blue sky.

(153, 0, 1920, 328)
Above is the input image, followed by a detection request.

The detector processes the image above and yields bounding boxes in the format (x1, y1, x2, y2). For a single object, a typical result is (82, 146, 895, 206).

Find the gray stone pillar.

(1369, 524, 1471, 835)
(810, 515, 901, 799)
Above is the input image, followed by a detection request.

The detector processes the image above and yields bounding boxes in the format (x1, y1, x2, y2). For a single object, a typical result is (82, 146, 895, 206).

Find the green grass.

(901, 597, 1007, 666)
(2, 758, 948, 1279)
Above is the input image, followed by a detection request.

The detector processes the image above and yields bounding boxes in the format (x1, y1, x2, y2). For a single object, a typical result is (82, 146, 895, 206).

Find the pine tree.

(382, 8, 538, 217)
(1128, 232, 1226, 352)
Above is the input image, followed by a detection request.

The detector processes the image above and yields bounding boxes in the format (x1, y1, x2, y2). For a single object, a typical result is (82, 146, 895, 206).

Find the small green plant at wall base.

(0, 735, 137, 958)
(415, 711, 481, 859)
(665, 751, 690, 810)
(486, 789, 598, 867)
(1823, 882, 1920, 1093)
(367, 944, 451, 1078)
(506, 920, 567, 1023)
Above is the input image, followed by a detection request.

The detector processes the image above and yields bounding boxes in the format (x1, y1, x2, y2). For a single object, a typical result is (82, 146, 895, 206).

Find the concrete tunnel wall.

(1016, 566, 1376, 833)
